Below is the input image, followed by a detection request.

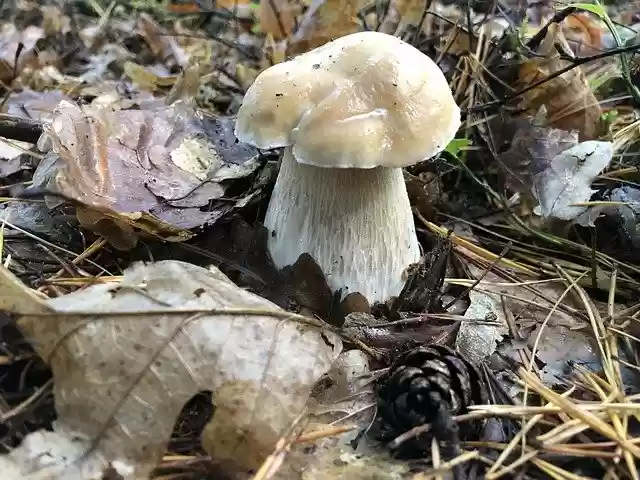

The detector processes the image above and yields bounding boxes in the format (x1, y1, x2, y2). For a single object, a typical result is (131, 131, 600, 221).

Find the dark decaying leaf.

(281, 253, 334, 319)
(575, 186, 640, 261)
(497, 117, 578, 195)
(31, 100, 261, 248)
(389, 235, 451, 317)
(199, 217, 339, 320)
(342, 312, 459, 354)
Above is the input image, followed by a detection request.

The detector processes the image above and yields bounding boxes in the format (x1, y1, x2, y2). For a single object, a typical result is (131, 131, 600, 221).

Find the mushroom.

(234, 31, 461, 304)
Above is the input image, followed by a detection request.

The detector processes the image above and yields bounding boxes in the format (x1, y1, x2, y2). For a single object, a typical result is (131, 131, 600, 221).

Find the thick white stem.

(263, 147, 421, 304)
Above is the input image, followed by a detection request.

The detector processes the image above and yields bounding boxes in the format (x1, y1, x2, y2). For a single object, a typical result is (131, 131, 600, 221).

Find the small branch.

(0, 114, 44, 144)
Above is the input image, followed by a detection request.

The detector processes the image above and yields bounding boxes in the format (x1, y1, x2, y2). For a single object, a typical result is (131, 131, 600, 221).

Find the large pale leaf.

(0, 260, 342, 478)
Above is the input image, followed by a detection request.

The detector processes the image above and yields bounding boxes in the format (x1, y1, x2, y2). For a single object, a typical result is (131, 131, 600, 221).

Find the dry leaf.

(455, 290, 508, 364)
(0, 260, 342, 478)
(259, 0, 300, 41)
(518, 23, 602, 140)
(561, 12, 605, 56)
(136, 13, 188, 67)
(447, 264, 582, 331)
(32, 100, 260, 248)
(497, 116, 579, 194)
(4, 88, 72, 123)
(273, 349, 392, 479)
(123, 61, 180, 91)
(288, 0, 367, 55)
(496, 114, 613, 221)
(532, 140, 613, 220)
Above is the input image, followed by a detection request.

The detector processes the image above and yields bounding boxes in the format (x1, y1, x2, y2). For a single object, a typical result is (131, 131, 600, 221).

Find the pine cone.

(377, 345, 488, 434)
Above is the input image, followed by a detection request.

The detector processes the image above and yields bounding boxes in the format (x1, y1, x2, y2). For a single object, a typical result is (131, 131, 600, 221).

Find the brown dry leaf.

(32, 100, 261, 248)
(136, 13, 188, 67)
(561, 12, 605, 56)
(0, 260, 342, 479)
(259, 0, 300, 41)
(518, 22, 602, 140)
(288, 0, 367, 55)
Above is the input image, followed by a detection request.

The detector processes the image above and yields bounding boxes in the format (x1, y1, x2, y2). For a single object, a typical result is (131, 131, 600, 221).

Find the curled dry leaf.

(518, 22, 602, 140)
(560, 12, 605, 56)
(33, 100, 261, 248)
(0, 260, 342, 479)
(123, 61, 180, 92)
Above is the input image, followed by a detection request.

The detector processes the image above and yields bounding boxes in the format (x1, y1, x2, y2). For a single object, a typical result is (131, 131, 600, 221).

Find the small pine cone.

(377, 345, 488, 433)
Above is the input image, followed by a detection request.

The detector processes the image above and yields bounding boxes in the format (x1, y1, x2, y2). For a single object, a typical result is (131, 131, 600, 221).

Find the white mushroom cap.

(235, 30, 461, 168)
(234, 32, 461, 304)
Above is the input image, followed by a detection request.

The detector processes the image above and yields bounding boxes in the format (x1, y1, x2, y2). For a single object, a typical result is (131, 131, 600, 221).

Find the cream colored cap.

(234, 31, 461, 169)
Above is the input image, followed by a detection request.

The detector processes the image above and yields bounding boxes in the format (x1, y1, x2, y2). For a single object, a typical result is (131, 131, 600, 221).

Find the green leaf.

(445, 138, 471, 159)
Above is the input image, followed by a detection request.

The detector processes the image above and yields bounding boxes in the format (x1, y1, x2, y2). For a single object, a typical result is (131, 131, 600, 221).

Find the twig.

(442, 241, 513, 310)
(0, 114, 44, 144)
(21, 306, 379, 360)
(469, 42, 640, 113)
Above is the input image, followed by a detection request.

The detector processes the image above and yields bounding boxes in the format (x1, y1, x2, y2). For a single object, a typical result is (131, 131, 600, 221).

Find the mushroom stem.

(264, 147, 421, 304)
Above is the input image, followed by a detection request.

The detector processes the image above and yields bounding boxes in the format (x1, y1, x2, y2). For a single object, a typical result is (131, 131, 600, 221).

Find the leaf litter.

(0, 0, 639, 479)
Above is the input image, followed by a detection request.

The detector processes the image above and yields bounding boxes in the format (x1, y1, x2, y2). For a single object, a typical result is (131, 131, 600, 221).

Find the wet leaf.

(32, 100, 261, 248)
(0, 260, 342, 478)
(281, 253, 334, 319)
(574, 186, 640, 261)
